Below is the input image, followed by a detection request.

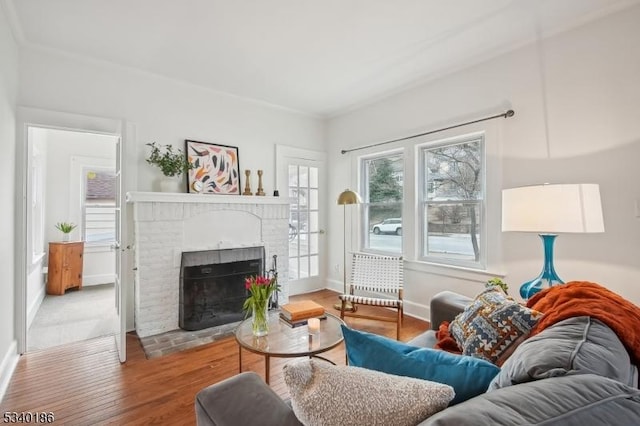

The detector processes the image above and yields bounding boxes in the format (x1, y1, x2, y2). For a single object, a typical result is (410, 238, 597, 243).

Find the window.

(420, 135, 484, 267)
(83, 168, 116, 245)
(361, 153, 404, 254)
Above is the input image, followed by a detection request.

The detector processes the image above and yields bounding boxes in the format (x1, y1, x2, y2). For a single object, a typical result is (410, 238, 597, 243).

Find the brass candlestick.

(255, 170, 266, 196)
(242, 170, 252, 195)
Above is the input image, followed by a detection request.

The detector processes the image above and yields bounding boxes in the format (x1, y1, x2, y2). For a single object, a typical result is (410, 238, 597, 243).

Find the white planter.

(158, 177, 183, 193)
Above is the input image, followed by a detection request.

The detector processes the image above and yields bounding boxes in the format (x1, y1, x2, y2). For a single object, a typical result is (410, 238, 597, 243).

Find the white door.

(113, 138, 126, 362)
(276, 146, 326, 295)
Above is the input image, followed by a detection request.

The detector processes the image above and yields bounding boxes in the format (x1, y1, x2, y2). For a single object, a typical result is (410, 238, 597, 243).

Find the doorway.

(276, 145, 327, 295)
(25, 127, 119, 351)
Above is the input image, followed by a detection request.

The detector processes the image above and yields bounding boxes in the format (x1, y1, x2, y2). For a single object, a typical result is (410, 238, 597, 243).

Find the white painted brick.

(153, 202, 185, 221)
(132, 199, 289, 338)
(134, 203, 154, 222)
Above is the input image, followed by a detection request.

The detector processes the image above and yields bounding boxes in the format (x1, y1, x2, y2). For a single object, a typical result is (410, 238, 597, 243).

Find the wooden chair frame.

(339, 253, 404, 340)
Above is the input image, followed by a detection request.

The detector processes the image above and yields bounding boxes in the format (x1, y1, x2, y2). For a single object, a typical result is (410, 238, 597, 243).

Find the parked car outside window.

(372, 218, 402, 236)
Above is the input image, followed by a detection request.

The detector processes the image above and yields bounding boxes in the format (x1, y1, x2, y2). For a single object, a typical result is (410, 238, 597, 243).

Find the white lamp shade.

(502, 184, 604, 233)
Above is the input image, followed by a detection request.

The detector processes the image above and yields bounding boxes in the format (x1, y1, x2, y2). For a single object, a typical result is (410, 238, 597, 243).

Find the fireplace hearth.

(179, 246, 264, 331)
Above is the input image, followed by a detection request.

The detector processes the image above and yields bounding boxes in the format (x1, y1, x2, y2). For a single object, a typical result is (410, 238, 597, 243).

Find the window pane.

(298, 188, 308, 208)
(299, 231, 309, 256)
(309, 189, 318, 210)
(361, 153, 404, 254)
(288, 165, 298, 186)
(425, 141, 482, 201)
(299, 256, 309, 278)
(366, 204, 402, 254)
(85, 170, 116, 200)
(424, 202, 480, 261)
(309, 167, 319, 188)
(309, 233, 318, 255)
(309, 211, 318, 232)
(420, 136, 483, 267)
(364, 155, 403, 203)
(289, 257, 299, 280)
(84, 169, 116, 244)
(299, 166, 308, 187)
(289, 238, 299, 259)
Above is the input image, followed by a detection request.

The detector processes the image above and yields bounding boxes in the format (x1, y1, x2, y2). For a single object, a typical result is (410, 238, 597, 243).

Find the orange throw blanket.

(434, 321, 462, 354)
(527, 281, 640, 365)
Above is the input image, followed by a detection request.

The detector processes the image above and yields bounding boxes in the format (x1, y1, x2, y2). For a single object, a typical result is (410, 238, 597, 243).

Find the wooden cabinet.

(47, 241, 84, 295)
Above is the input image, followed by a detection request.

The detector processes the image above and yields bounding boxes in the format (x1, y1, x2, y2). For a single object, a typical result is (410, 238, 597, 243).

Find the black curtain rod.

(340, 109, 515, 155)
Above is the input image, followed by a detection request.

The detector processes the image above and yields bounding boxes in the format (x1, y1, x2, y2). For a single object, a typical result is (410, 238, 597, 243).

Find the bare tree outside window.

(423, 138, 483, 264)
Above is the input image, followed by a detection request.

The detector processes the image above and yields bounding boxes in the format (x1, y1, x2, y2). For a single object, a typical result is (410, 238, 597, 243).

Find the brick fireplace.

(127, 192, 290, 338)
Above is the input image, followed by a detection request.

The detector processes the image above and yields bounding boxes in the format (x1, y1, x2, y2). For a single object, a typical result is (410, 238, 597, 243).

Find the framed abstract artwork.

(185, 140, 241, 195)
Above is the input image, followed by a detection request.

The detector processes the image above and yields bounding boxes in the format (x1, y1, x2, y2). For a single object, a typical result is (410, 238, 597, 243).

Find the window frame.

(418, 133, 486, 269)
(81, 165, 117, 247)
(30, 147, 46, 264)
(359, 149, 405, 256)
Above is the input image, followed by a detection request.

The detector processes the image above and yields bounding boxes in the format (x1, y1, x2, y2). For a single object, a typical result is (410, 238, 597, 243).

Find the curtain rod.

(340, 109, 515, 155)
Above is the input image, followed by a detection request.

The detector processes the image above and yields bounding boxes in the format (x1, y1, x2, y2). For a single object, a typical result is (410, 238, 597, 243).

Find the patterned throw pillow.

(449, 288, 544, 365)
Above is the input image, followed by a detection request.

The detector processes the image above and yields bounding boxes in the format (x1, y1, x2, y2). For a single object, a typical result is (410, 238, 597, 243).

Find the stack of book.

(279, 300, 326, 328)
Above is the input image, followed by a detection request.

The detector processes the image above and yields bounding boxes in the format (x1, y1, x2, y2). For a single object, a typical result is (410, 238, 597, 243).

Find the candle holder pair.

(243, 170, 265, 196)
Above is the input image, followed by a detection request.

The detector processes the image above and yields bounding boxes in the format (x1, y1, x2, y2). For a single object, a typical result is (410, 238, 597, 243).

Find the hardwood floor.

(1, 289, 429, 425)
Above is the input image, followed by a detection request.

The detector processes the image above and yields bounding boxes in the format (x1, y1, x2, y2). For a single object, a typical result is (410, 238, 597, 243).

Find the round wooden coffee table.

(235, 311, 345, 384)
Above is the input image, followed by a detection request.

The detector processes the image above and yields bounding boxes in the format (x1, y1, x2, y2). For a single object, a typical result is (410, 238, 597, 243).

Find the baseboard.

(403, 300, 429, 322)
(83, 274, 116, 286)
(26, 284, 46, 330)
(325, 278, 343, 293)
(0, 341, 19, 403)
(324, 279, 430, 322)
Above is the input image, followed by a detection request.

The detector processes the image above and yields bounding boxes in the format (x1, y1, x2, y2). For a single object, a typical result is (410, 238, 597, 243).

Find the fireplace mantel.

(126, 191, 290, 205)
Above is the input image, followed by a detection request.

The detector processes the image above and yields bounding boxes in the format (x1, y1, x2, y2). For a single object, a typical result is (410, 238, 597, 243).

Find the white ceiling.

(5, 0, 640, 117)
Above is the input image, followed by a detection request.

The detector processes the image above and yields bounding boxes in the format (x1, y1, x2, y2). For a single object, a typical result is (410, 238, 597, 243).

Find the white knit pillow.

(283, 359, 454, 426)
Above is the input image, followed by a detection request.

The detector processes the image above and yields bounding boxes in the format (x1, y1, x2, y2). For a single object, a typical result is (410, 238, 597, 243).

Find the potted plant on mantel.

(55, 222, 77, 242)
(145, 142, 194, 193)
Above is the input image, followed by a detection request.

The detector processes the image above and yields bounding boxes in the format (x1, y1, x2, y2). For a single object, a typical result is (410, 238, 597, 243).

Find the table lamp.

(502, 183, 604, 299)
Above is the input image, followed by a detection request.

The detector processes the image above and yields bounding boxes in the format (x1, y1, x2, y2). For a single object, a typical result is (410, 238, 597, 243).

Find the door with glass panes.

(278, 147, 326, 295)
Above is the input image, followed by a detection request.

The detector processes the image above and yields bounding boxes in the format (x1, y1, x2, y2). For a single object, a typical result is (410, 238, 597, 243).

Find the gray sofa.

(195, 291, 640, 425)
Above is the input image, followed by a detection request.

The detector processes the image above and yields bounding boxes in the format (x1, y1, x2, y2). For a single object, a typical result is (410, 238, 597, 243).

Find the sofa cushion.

(342, 325, 500, 405)
(406, 329, 437, 348)
(195, 372, 302, 426)
(449, 287, 544, 365)
(489, 316, 637, 390)
(283, 359, 454, 426)
(422, 374, 640, 426)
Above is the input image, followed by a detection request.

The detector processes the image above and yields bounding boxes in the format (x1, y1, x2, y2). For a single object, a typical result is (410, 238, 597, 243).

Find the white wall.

(18, 47, 325, 195)
(327, 5, 640, 317)
(0, 2, 19, 401)
(17, 46, 325, 331)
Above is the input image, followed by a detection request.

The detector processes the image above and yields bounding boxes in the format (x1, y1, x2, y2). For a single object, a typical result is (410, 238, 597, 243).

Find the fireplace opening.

(179, 246, 264, 331)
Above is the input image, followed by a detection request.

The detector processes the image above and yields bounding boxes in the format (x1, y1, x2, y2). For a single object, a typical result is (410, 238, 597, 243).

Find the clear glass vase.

(252, 300, 269, 337)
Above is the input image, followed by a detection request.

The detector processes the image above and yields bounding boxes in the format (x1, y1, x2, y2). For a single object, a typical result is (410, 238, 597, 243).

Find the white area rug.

(28, 283, 116, 351)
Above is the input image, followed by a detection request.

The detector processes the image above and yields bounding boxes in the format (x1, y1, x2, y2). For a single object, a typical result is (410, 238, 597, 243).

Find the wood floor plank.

(0, 289, 429, 424)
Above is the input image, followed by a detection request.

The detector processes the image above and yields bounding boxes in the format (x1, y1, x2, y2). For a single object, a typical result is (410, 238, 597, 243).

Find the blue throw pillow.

(341, 325, 500, 405)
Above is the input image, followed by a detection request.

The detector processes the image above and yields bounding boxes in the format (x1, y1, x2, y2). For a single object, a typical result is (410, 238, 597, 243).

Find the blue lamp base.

(519, 234, 565, 300)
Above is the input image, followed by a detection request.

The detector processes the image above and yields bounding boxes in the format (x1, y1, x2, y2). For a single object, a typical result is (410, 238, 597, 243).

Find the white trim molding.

(0, 340, 19, 402)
